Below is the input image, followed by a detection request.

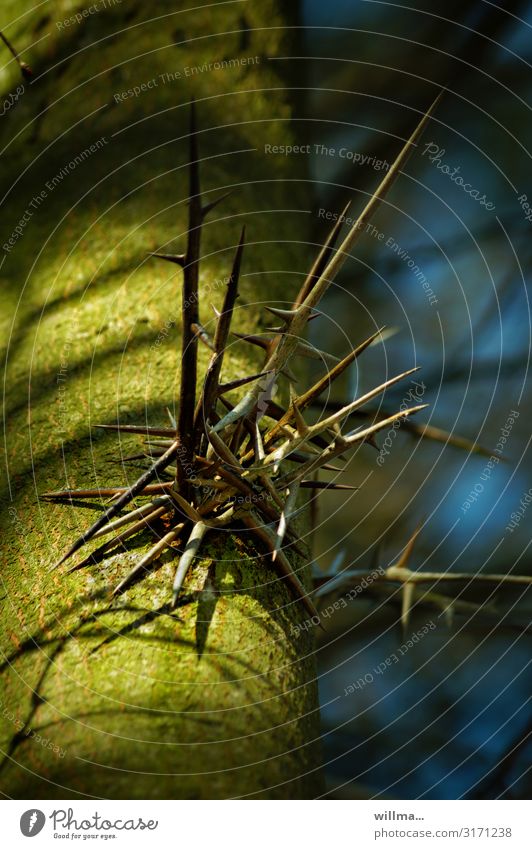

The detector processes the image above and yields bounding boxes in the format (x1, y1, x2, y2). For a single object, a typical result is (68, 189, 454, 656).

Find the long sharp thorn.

(148, 252, 186, 267)
(254, 421, 265, 461)
(344, 404, 429, 445)
(0, 29, 33, 79)
(265, 306, 320, 322)
(240, 513, 319, 620)
(172, 521, 208, 605)
(231, 332, 271, 351)
(253, 96, 442, 395)
(42, 486, 125, 500)
(267, 367, 421, 466)
(291, 391, 309, 437)
(297, 327, 387, 409)
(67, 505, 170, 573)
(273, 483, 300, 562)
(92, 497, 172, 539)
(401, 582, 416, 634)
(395, 523, 423, 571)
(195, 227, 245, 436)
(191, 322, 216, 352)
(280, 405, 428, 485)
(207, 427, 242, 469)
(201, 190, 232, 218)
(217, 370, 272, 395)
(255, 327, 387, 457)
(168, 488, 204, 522)
(94, 423, 176, 437)
(293, 200, 351, 308)
(113, 526, 182, 597)
(292, 340, 340, 364)
(299, 481, 358, 491)
(176, 97, 203, 494)
(229, 417, 245, 456)
(51, 440, 180, 569)
(299, 93, 443, 315)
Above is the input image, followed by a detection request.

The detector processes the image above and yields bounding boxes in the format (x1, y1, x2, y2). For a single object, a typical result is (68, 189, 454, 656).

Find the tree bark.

(0, 0, 323, 799)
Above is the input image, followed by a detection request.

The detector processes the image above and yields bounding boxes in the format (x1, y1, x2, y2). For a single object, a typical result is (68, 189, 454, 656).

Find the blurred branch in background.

(297, 0, 532, 800)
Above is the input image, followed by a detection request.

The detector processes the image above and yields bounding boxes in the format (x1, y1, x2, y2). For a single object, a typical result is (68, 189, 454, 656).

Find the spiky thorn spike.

(194, 227, 245, 441)
(205, 435, 298, 534)
(241, 327, 386, 462)
(113, 526, 183, 597)
(201, 191, 232, 218)
(264, 307, 321, 325)
(175, 97, 203, 495)
(254, 420, 265, 461)
(229, 417, 245, 456)
(299, 481, 358, 491)
(172, 521, 208, 605)
(148, 252, 186, 267)
(400, 580, 416, 633)
(395, 523, 423, 572)
(292, 201, 352, 308)
(41, 481, 175, 501)
(168, 488, 204, 523)
(290, 388, 309, 437)
(92, 496, 172, 540)
(273, 482, 300, 562)
(239, 512, 319, 621)
(191, 322, 216, 352)
(217, 370, 271, 396)
(291, 339, 340, 365)
(279, 404, 429, 486)
(51, 439, 180, 569)
(0, 29, 32, 79)
(266, 367, 422, 467)
(67, 505, 171, 573)
(231, 332, 272, 351)
(298, 94, 443, 311)
(212, 94, 442, 436)
(94, 424, 176, 437)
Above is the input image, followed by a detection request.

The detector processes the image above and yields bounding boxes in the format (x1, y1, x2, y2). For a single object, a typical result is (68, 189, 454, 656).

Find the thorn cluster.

(43, 96, 443, 622)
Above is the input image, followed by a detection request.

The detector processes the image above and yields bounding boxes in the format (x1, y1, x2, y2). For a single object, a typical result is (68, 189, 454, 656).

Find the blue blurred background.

(293, 0, 532, 799)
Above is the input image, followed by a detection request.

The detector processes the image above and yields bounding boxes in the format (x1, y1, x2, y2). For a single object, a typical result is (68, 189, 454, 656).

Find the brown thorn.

(51, 440, 180, 569)
(148, 252, 186, 267)
(240, 512, 319, 621)
(217, 370, 272, 395)
(231, 332, 272, 351)
(191, 322, 216, 352)
(194, 226, 246, 441)
(293, 200, 351, 308)
(113, 525, 183, 597)
(201, 191, 232, 218)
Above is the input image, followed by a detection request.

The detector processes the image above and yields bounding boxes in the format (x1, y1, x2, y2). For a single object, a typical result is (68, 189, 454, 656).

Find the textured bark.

(0, 0, 323, 799)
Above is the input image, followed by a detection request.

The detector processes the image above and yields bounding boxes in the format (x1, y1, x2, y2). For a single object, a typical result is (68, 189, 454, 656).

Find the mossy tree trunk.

(0, 0, 323, 799)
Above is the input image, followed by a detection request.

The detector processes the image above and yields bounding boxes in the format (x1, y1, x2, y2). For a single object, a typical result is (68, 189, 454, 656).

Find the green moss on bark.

(0, 0, 323, 798)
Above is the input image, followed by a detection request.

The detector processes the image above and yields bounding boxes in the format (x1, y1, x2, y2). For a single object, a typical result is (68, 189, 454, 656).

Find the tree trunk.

(0, 0, 323, 799)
